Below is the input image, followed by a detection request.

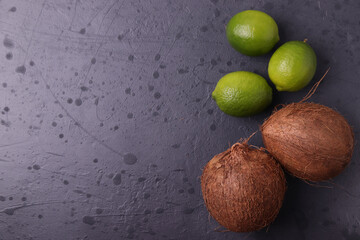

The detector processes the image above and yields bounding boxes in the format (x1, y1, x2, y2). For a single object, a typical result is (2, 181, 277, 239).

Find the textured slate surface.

(0, 0, 359, 239)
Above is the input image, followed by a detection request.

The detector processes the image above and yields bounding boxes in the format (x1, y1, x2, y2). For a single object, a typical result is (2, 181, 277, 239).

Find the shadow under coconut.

(250, 175, 311, 240)
(204, 170, 358, 240)
(251, 167, 360, 240)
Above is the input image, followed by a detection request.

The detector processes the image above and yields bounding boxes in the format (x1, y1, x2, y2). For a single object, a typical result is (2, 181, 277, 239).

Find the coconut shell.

(201, 143, 286, 232)
(261, 102, 354, 181)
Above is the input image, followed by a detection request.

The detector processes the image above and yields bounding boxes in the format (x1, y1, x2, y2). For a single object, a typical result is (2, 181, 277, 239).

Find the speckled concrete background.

(0, 0, 359, 239)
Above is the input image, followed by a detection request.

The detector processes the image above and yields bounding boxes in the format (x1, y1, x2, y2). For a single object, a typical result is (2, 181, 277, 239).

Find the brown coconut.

(261, 102, 354, 181)
(201, 142, 286, 232)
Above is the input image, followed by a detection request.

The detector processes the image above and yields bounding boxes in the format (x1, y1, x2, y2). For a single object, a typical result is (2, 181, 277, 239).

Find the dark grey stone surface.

(0, 0, 359, 239)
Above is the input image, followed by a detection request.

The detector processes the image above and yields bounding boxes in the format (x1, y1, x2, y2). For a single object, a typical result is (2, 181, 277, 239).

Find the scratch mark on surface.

(68, 0, 79, 30)
(36, 68, 125, 158)
(77, 0, 123, 88)
(0, 201, 63, 215)
(0, 139, 30, 148)
(23, 0, 47, 63)
(96, 0, 118, 33)
(85, 203, 203, 218)
(207, 0, 231, 17)
(45, 152, 65, 157)
(154, 8, 193, 74)
(95, 98, 115, 122)
(123, 6, 191, 105)
(114, 7, 163, 97)
(86, 2, 109, 27)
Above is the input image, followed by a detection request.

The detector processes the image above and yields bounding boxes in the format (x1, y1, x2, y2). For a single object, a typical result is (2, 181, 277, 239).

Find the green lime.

(226, 10, 279, 56)
(268, 40, 317, 92)
(212, 71, 272, 117)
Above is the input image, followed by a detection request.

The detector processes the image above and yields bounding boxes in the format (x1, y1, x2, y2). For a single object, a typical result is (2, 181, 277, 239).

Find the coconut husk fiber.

(201, 142, 286, 232)
(261, 102, 354, 181)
